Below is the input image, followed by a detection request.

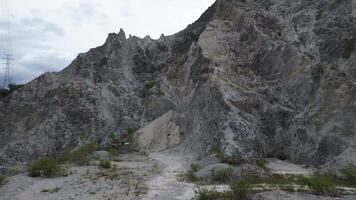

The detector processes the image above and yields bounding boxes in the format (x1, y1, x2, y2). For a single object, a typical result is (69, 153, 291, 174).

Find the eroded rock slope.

(1, 0, 356, 170)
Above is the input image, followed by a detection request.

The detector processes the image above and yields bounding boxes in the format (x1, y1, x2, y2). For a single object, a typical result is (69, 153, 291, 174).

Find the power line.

(0, 0, 13, 88)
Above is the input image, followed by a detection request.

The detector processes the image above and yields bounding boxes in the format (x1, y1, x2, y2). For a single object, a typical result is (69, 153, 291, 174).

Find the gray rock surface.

(1, 0, 356, 171)
(137, 111, 183, 152)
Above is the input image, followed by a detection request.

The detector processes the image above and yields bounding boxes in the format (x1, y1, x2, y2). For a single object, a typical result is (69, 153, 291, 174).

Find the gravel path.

(141, 152, 196, 200)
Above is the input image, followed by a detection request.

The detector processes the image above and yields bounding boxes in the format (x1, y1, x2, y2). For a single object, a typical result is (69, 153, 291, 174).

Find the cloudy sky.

(0, 0, 215, 85)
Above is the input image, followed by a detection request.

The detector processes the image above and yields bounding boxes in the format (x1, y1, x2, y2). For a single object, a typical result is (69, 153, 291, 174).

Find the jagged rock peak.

(118, 28, 126, 40)
(159, 34, 165, 39)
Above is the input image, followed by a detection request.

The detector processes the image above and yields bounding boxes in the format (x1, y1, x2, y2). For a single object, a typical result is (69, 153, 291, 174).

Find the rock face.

(137, 111, 183, 152)
(0, 0, 356, 169)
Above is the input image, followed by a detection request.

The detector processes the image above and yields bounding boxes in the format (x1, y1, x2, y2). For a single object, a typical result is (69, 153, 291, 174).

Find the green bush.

(127, 128, 137, 140)
(341, 163, 356, 184)
(29, 157, 61, 177)
(178, 162, 202, 182)
(210, 167, 234, 183)
(0, 175, 6, 184)
(110, 134, 120, 144)
(99, 160, 111, 169)
(65, 143, 97, 165)
(229, 180, 250, 200)
(190, 163, 202, 172)
(0, 84, 24, 98)
(8, 84, 24, 92)
(300, 176, 337, 194)
(0, 89, 10, 98)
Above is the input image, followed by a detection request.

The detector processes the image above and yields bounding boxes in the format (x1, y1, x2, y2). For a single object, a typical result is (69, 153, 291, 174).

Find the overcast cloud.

(0, 0, 215, 85)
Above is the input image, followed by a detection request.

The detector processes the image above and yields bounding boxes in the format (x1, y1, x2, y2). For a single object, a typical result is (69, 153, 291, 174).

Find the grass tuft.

(229, 180, 250, 200)
(341, 163, 356, 184)
(99, 160, 111, 169)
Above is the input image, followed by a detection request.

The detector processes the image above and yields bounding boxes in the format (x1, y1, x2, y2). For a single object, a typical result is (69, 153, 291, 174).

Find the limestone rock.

(0, 0, 355, 171)
(137, 111, 183, 152)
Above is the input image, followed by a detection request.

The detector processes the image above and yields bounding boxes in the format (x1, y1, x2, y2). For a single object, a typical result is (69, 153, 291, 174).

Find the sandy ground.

(0, 153, 157, 200)
(141, 152, 196, 200)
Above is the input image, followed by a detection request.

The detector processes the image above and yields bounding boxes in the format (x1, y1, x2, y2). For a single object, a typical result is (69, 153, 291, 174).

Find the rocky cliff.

(1, 0, 356, 170)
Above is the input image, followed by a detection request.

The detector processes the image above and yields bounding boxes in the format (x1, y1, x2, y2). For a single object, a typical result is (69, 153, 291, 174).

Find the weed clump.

(341, 163, 356, 184)
(178, 163, 201, 183)
(229, 180, 250, 200)
(99, 160, 111, 169)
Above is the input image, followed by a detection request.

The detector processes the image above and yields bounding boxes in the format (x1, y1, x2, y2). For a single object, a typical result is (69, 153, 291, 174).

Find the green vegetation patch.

(99, 160, 111, 169)
(178, 163, 201, 183)
(0, 174, 7, 184)
(29, 157, 62, 177)
(0, 84, 24, 98)
(193, 180, 250, 200)
(300, 176, 337, 194)
(56, 143, 97, 166)
(341, 163, 356, 185)
(29, 143, 97, 177)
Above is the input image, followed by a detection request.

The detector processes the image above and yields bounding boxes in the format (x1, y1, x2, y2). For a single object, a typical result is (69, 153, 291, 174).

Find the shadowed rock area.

(0, 0, 356, 174)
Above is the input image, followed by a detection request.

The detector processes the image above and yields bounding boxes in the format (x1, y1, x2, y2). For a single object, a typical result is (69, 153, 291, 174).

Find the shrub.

(8, 84, 24, 92)
(210, 167, 234, 183)
(0, 175, 6, 184)
(178, 170, 198, 183)
(66, 143, 97, 165)
(190, 163, 202, 172)
(99, 160, 111, 169)
(341, 163, 356, 184)
(230, 180, 250, 200)
(126, 128, 137, 143)
(29, 157, 61, 177)
(0, 84, 24, 98)
(110, 133, 120, 144)
(0, 89, 10, 98)
(178, 163, 201, 182)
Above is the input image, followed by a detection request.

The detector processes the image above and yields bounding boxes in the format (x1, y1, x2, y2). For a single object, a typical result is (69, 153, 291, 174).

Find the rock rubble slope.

(1, 0, 356, 170)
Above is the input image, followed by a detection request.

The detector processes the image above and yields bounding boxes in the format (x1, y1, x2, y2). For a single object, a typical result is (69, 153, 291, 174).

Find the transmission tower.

(2, 53, 12, 88)
(0, 0, 12, 89)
